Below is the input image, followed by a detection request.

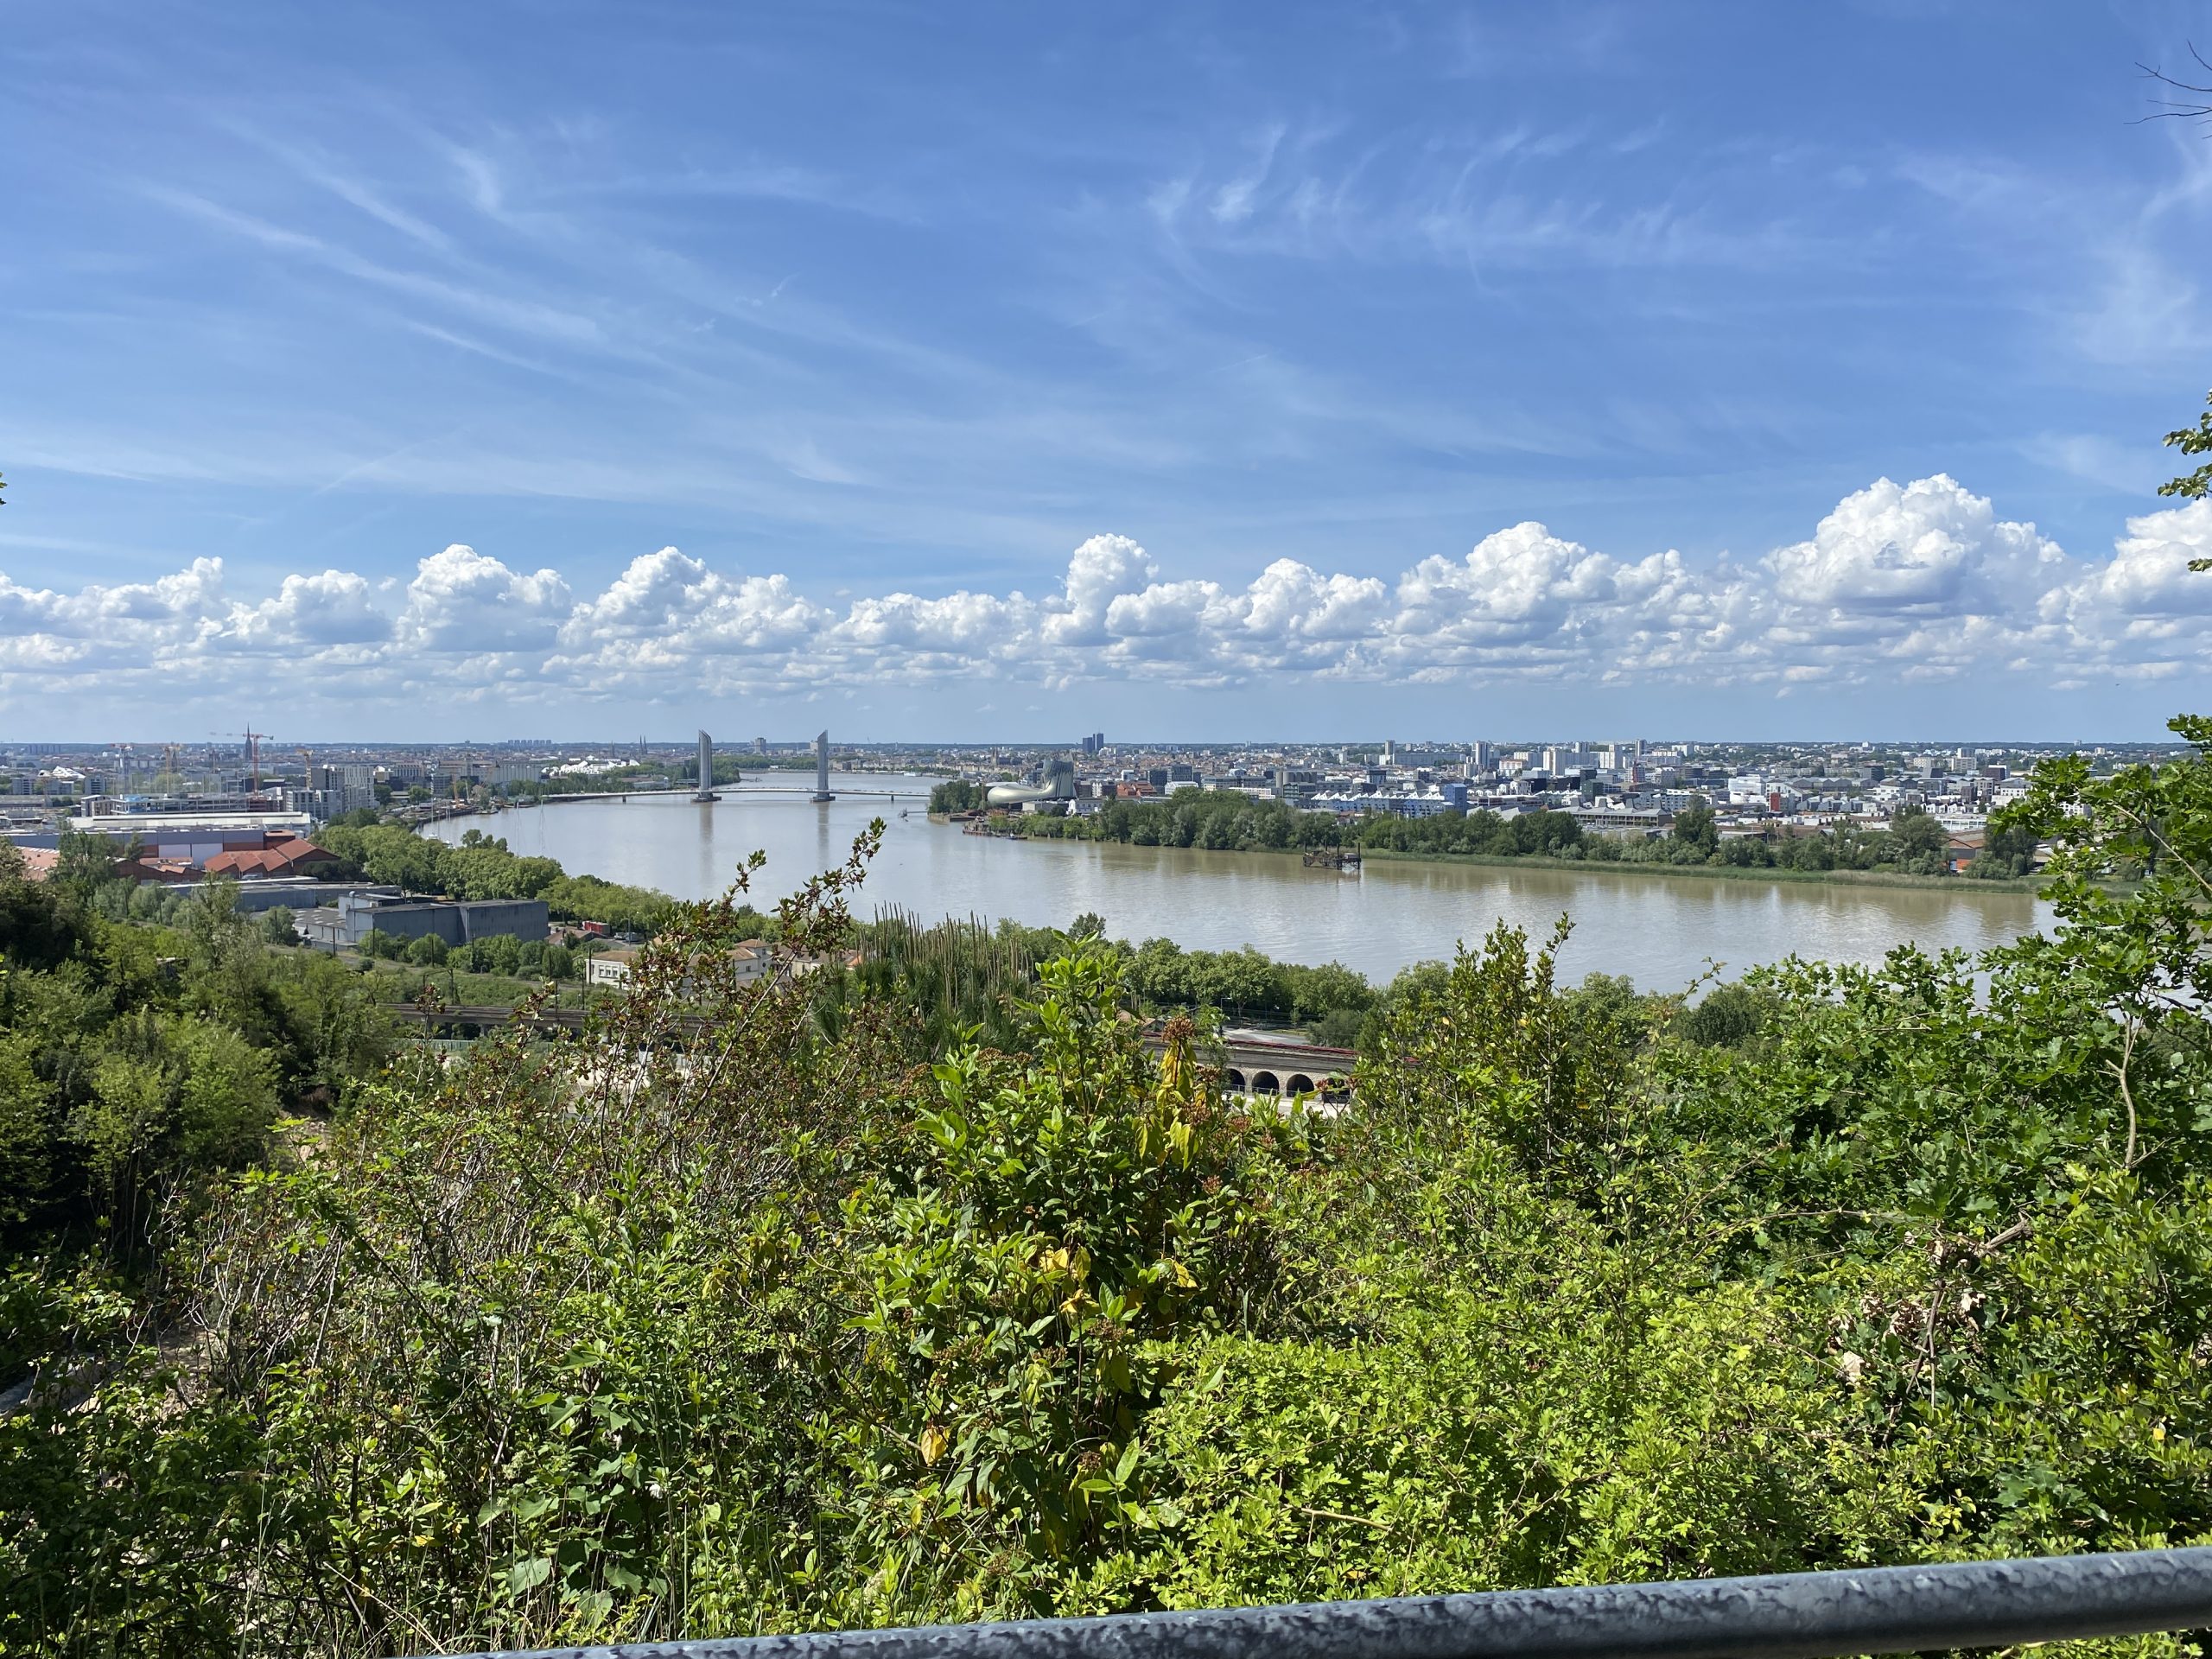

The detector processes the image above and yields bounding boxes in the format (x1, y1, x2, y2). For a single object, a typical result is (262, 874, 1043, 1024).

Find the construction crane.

(109, 741, 135, 798)
(208, 729, 267, 793)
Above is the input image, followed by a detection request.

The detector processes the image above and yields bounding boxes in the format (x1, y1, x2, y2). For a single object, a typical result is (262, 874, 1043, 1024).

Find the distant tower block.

(692, 729, 720, 803)
(811, 730, 835, 801)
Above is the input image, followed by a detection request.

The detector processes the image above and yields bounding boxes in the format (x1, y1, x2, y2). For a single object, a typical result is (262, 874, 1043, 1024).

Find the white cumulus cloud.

(401, 544, 572, 652)
(5, 476, 2209, 712)
(1768, 474, 2066, 616)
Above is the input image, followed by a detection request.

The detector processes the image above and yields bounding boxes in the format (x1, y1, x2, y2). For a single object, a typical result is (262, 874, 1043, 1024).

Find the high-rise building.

(313, 763, 378, 816)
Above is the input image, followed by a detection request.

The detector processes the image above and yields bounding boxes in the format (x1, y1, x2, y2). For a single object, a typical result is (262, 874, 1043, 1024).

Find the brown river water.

(429, 774, 2054, 993)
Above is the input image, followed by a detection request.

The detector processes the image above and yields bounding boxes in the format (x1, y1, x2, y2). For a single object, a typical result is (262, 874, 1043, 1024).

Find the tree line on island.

(931, 783, 2042, 880)
(2, 702, 2208, 1654)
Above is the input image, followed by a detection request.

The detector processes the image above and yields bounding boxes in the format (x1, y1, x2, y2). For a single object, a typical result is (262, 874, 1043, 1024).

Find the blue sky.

(8, 0, 2212, 741)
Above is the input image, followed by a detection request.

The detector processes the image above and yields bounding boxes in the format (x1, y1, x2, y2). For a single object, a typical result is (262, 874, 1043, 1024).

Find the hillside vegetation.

(0, 723, 2206, 1657)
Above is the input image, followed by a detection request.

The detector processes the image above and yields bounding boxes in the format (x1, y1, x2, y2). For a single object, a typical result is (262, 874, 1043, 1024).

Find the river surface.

(428, 774, 2055, 991)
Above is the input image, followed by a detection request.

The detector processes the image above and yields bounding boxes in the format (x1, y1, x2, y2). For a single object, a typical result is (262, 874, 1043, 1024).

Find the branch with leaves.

(2158, 390, 2212, 563)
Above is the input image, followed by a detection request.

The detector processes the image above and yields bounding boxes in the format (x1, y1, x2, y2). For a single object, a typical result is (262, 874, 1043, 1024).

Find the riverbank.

(430, 790, 2051, 988)
(1357, 846, 2050, 893)
(959, 822, 2049, 894)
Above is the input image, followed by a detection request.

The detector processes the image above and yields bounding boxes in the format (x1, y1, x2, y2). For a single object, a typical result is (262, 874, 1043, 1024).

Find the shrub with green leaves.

(3, 702, 2211, 1657)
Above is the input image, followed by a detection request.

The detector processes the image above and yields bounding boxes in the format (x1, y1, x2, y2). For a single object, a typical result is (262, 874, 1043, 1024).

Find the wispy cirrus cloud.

(1139, 118, 1845, 274)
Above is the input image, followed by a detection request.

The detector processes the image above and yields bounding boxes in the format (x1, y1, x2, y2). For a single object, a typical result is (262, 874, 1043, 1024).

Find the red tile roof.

(202, 839, 340, 878)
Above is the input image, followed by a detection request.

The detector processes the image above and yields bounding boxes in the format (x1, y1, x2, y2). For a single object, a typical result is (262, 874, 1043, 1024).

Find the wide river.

(429, 773, 2055, 992)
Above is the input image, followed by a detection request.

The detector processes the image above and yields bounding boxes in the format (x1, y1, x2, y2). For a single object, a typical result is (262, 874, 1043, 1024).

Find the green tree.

(1310, 1006, 1365, 1047)
(52, 830, 127, 906)
(1679, 982, 1770, 1047)
(1670, 799, 1718, 855)
(0, 1032, 57, 1229)
(1228, 947, 1286, 1017)
(2158, 388, 2212, 538)
(928, 779, 988, 813)
(1889, 804, 1946, 861)
(1282, 960, 1373, 1024)
(0, 847, 97, 970)
(476, 932, 524, 976)
(1969, 820, 2041, 879)
(170, 1018, 281, 1169)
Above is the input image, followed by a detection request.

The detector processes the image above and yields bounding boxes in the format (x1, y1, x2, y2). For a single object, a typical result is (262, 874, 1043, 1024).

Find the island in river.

(433, 777, 2054, 991)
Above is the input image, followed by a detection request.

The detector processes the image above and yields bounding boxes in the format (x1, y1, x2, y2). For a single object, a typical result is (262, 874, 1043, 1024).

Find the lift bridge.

(551, 730, 909, 804)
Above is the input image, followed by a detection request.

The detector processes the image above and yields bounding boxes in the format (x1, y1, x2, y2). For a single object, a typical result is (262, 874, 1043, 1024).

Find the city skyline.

(8, 4, 2212, 738)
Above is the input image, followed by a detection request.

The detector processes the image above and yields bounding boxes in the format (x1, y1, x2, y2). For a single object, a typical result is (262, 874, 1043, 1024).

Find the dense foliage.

(816, 906, 1395, 1047)
(996, 791, 2001, 879)
(928, 779, 990, 814)
(0, 847, 396, 1260)
(2, 710, 2208, 1657)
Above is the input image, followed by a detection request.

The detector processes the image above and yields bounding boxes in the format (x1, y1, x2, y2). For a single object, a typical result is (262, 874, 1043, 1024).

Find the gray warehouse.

(297, 892, 550, 952)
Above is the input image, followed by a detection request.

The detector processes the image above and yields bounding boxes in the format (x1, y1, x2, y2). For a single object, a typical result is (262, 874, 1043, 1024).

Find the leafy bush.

(4, 709, 2212, 1656)
(928, 779, 988, 813)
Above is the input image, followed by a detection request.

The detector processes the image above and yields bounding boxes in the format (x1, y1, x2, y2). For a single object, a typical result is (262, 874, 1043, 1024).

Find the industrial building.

(175, 879, 401, 918)
(55, 810, 315, 863)
(202, 836, 342, 879)
(297, 892, 550, 953)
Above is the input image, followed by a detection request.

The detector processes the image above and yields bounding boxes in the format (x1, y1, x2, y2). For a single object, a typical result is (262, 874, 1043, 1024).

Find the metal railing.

(436, 1546, 2212, 1659)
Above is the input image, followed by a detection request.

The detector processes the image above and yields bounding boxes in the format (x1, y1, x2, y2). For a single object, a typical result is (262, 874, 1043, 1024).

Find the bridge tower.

(810, 730, 835, 801)
(692, 729, 720, 802)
